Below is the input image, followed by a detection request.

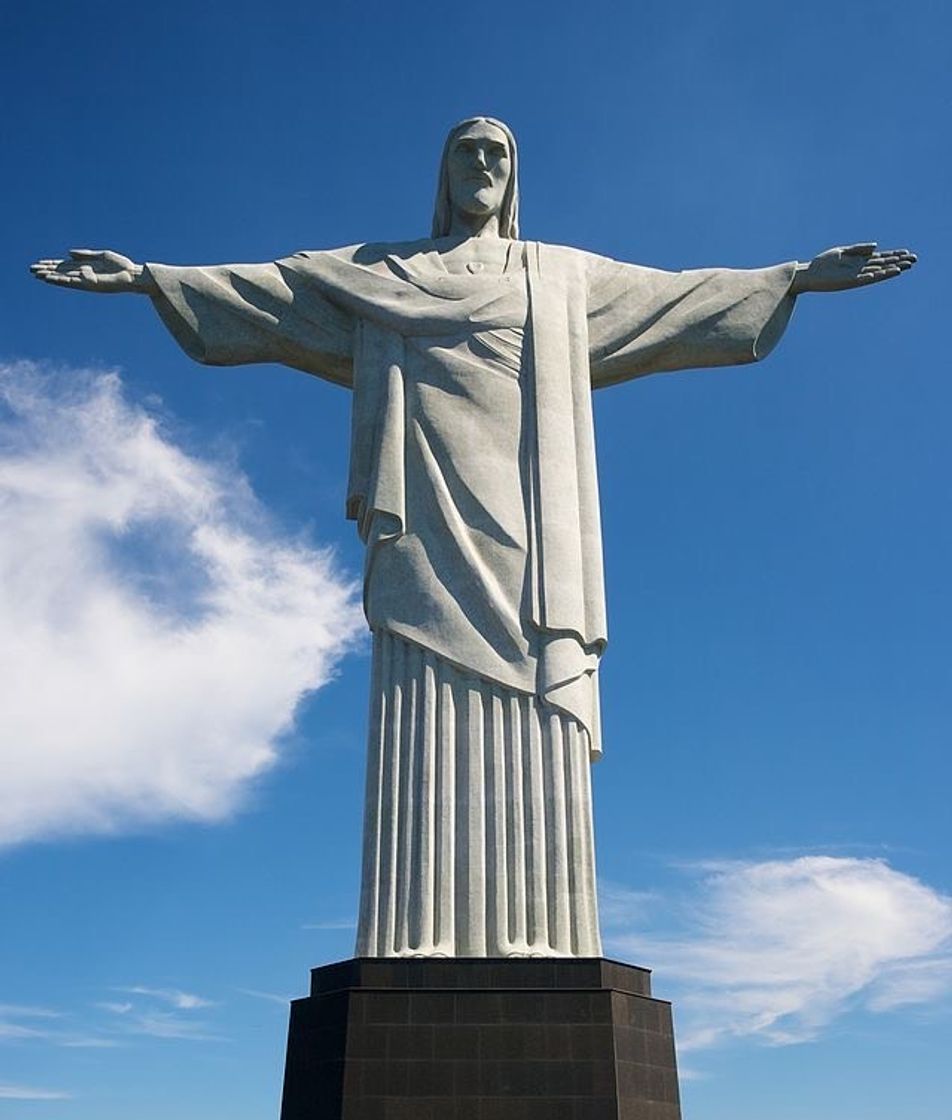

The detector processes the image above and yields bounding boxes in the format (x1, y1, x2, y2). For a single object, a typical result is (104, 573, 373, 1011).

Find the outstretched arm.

(585, 240, 917, 389)
(790, 243, 917, 294)
(30, 249, 158, 294)
(31, 246, 355, 386)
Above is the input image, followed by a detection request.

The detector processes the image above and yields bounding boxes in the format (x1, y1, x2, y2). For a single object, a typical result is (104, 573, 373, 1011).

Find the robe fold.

(147, 239, 796, 956)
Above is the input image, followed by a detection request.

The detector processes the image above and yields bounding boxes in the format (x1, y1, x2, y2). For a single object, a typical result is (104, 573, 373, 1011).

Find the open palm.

(798, 243, 917, 292)
(30, 249, 144, 293)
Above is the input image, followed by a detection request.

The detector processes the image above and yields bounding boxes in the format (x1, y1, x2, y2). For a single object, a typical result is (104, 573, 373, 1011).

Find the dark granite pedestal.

(280, 957, 682, 1120)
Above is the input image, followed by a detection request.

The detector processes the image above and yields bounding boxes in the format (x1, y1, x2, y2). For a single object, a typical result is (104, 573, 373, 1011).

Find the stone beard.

(145, 224, 796, 956)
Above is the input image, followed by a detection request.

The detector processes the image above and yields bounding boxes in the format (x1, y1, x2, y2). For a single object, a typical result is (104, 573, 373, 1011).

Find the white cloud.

(117, 987, 213, 1011)
(597, 882, 659, 930)
(0, 1083, 71, 1100)
(0, 1022, 49, 1041)
(0, 362, 363, 847)
(94, 1001, 134, 1015)
(0, 1004, 60, 1020)
(236, 987, 293, 1006)
(865, 956, 952, 1011)
(300, 918, 357, 931)
(605, 856, 952, 1051)
(123, 1013, 223, 1042)
(59, 1037, 121, 1049)
(94, 987, 222, 1041)
(0, 1003, 108, 1048)
(0, 986, 226, 1050)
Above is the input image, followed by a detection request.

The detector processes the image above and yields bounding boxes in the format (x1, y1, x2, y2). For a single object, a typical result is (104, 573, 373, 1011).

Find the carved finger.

(45, 273, 79, 286)
(842, 242, 878, 257)
(69, 248, 104, 260)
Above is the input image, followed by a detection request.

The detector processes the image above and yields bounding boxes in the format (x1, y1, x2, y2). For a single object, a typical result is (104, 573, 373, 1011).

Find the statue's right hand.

(29, 249, 151, 294)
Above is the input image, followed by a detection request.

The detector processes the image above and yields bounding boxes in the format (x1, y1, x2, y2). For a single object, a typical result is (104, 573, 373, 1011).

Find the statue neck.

(448, 210, 503, 240)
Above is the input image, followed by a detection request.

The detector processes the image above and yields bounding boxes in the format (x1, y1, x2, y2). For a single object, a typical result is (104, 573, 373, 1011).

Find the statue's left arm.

(788, 243, 916, 294)
(586, 243, 916, 390)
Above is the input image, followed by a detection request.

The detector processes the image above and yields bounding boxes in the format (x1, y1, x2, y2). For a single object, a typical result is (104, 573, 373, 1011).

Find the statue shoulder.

(286, 239, 437, 271)
(529, 240, 624, 284)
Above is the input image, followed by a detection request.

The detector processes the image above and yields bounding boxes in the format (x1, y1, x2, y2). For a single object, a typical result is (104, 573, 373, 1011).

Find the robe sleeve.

(145, 256, 356, 387)
(586, 256, 798, 389)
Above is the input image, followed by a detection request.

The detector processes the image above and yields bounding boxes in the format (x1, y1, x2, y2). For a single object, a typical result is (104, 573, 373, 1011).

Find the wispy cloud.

(94, 1001, 134, 1015)
(60, 1036, 122, 1049)
(675, 1065, 710, 1082)
(605, 856, 952, 1052)
(0, 1083, 72, 1100)
(0, 362, 363, 848)
(865, 956, 952, 1012)
(123, 1013, 225, 1042)
(301, 919, 357, 931)
(116, 987, 214, 1011)
(92, 984, 225, 1042)
(236, 987, 293, 1006)
(0, 986, 224, 1050)
(0, 1002, 121, 1049)
(597, 882, 660, 929)
(0, 1004, 61, 1020)
(0, 1021, 50, 1041)
(0, 1003, 63, 1043)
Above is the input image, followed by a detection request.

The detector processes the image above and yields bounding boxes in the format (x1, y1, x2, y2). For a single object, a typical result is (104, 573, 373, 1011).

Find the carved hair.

(431, 117, 520, 240)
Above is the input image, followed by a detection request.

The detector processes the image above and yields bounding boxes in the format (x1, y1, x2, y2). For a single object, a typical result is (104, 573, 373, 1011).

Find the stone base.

(279, 957, 682, 1120)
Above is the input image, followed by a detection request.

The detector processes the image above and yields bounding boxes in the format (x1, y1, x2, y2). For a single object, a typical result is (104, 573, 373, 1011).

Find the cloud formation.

(604, 856, 952, 1051)
(0, 362, 363, 847)
(0, 1083, 71, 1101)
(116, 987, 214, 1011)
(0, 984, 223, 1051)
(96, 984, 223, 1042)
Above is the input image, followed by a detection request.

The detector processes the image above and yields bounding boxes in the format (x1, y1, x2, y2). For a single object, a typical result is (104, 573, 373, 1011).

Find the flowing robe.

(146, 239, 797, 956)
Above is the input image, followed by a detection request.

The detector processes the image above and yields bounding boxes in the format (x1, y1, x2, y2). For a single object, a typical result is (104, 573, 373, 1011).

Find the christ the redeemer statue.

(32, 117, 916, 960)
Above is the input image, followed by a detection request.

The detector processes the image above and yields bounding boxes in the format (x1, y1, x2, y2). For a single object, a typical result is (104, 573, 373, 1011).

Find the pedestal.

(280, 957, 682, 1120)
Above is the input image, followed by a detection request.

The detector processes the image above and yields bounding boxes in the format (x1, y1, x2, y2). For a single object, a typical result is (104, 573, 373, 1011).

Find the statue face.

(446, 121, 512, 223)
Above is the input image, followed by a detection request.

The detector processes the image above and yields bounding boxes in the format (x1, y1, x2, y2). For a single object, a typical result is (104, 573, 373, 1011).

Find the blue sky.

(1, 2, 949, 1117)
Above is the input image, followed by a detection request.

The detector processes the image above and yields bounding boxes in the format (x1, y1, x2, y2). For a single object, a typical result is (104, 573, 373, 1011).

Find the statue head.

(431, 117, 519, 240)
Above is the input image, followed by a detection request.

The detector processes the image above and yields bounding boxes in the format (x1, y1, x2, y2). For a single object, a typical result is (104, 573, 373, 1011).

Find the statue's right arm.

(30, 249, 157, 295)
(32, 247, 356, 387)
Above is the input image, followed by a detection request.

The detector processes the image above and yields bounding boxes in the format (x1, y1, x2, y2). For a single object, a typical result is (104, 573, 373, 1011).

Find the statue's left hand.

(792, 243, 917, 294)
